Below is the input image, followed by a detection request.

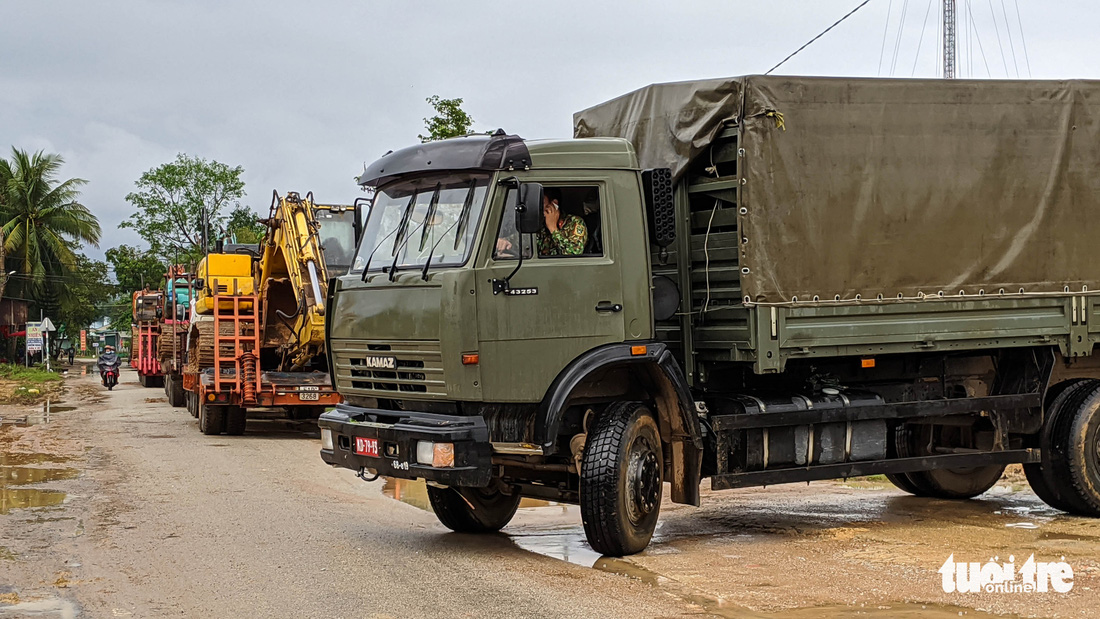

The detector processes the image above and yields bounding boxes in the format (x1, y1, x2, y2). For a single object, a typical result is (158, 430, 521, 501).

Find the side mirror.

(516, 182, 544, 234)
(642, 168, 676, 247)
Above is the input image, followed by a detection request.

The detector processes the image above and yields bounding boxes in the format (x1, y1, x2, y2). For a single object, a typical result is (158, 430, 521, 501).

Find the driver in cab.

(495, 188, 587, 257)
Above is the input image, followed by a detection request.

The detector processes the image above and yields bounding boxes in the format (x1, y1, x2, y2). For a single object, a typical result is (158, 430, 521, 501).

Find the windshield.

(315, 207, 358, 277)
(352, 172, 489, 273)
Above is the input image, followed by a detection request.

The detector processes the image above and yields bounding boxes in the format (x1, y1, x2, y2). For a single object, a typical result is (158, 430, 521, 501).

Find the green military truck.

(320, 76, 1100, 556)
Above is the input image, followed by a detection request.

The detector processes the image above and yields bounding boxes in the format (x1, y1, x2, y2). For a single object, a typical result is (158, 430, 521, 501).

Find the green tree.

(419, 95, 475, 142)
(105, 245, 166, 294)
(121, 153, 245, 262)
(55, 254, 113, 343)
(226, 204, 265, 244)
(0, 148, 102, 293)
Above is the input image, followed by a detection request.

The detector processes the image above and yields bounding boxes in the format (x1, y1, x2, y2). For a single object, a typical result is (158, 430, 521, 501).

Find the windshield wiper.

(387, 187, 439, 282)
(421, 181, 477, 280)
(360, 194, 415, 281)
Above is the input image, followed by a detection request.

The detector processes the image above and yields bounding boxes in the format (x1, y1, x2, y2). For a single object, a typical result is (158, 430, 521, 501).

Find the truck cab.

(321, 132, 693, 553)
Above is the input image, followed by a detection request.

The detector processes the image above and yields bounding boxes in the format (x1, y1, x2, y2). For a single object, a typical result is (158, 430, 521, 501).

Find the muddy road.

(2, 366, 1098, 618)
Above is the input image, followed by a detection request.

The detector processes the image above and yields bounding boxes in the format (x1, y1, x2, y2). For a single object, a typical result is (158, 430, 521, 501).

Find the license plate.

(355, 437, 379, 457)
(298, 392, 320, 401)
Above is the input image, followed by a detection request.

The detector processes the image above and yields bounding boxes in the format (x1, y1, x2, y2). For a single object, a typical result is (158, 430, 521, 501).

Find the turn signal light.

(862, 358, 876, 368)
(631, 345, 647, 356)
(416, 441, 455, 468)
(461, 353, 479, 365)
(207, 393, 216, 401)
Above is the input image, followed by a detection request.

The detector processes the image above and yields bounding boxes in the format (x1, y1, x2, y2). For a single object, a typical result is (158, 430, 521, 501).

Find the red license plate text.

(354, 437, 379, 457)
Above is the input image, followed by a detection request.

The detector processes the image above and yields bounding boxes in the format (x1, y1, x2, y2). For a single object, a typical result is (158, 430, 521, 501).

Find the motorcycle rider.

(97, 345, 120, 386)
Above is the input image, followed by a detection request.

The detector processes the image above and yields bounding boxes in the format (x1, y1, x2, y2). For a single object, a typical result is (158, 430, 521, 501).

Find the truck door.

(474, 180, 626, 402)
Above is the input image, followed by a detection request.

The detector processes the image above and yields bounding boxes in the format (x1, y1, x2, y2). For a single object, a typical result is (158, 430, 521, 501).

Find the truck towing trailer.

(319, 76, 1100, 555)
(184, 191, 358, 434)
(131, 290, 164, 388)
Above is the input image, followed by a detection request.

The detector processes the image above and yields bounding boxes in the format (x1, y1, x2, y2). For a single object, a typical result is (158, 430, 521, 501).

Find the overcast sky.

(3, 1, 1098, 262)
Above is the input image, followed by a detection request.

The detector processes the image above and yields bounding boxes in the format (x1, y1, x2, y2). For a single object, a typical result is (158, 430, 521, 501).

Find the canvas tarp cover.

(574, 76, 1100, 304)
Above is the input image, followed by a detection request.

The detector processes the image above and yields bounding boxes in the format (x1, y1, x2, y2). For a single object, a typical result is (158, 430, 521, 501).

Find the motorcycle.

(102, 366, 120, 390)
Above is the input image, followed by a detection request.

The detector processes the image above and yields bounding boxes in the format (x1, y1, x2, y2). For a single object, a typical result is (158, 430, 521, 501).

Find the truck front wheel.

(580, 401, 663, 556)
(426, 484, 520, 533)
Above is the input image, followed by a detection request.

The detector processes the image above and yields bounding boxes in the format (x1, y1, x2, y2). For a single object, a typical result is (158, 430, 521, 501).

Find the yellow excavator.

(183, 191, 359, 434)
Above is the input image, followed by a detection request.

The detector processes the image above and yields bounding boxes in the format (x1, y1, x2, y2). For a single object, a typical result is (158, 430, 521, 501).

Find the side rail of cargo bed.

(731, 294, 1098, 373)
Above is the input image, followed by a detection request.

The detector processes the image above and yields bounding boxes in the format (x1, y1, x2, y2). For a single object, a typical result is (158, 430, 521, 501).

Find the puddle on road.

(0, 452, 78, 515)
(380, 478, 1019, 618)
(0, 597, 80, 619)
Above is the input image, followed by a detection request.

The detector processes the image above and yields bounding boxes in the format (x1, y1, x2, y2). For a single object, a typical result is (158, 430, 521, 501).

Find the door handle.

(595, 301, 623, 313)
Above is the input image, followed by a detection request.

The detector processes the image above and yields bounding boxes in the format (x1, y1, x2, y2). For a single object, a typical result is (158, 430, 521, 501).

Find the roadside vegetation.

(0, 363, 66, 404)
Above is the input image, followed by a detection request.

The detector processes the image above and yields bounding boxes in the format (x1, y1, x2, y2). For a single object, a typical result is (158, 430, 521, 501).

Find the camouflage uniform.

(537, 214, 588, 256)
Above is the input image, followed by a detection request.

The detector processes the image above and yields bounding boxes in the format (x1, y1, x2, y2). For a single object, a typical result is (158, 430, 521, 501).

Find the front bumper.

(318, 404, 492, 487)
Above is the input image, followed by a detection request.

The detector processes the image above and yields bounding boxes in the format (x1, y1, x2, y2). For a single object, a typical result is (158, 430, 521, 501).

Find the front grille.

(333, 340, 445, 398)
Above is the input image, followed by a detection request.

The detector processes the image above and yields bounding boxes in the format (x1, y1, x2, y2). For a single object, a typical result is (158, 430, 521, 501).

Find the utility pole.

(943, 0, 957, 78)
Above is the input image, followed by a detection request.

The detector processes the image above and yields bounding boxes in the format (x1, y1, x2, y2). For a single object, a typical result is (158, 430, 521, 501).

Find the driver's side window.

(493, 185, 602, 260)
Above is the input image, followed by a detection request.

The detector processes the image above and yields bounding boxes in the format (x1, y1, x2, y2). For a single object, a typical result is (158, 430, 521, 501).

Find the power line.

(765, 0, 874, 75)
(967, 0, 993, 77)
(986, 0, 1011, 77)
(878, 0, 895, 75)
(890, 0, 912, 75)
(912, 0, 936, 77)
(999, 0, 1020, 77)
(1012, 0, 1031, 76)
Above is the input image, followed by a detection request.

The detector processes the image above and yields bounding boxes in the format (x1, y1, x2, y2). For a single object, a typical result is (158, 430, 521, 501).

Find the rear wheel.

(1025, 379, 1096, 511)
(426, 484, 521, 533)
(186, 391, 199, 418)
(166, 375, 186, 408)
(138, 373, 148, 388)
(225, 406, 247, 436)
(1029, 381, 1100, 516)
(580, 401, 663, 556)
(199, 401, 226, 435)
(895, 424, 1005, 499)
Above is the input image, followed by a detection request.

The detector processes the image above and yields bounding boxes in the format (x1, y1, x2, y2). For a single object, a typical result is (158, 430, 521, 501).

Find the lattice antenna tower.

(943, 0, 957, 78)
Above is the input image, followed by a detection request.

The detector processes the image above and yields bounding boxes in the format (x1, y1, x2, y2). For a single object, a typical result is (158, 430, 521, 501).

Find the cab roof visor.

(357, 133, 530, 188)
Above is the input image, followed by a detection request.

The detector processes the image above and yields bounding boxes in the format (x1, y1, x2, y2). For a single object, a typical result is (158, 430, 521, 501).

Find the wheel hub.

(627, 439, 661, 524)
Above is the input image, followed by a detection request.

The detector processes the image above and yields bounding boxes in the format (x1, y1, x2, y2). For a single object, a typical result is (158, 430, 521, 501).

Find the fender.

(535, 342, 702, 451)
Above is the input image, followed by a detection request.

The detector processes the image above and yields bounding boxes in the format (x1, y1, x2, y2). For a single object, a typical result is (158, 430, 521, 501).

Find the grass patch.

(0, 363, 66, 404)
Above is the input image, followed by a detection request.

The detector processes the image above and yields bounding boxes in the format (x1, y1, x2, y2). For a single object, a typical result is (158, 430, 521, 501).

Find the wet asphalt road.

(2, 366, 1099, 618)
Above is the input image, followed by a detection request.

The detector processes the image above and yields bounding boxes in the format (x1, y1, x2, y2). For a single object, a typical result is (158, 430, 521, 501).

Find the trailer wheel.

(166, 375, 186, 408)
(885, 473, 924, 495)
(199, 402, 226, 435)
(898, 425, 1004, 499)
(225, 406, 247, 436)
(1024, 379, 1096, 511)
(138, 374, 148, 388)
(186, 391, 199, 418)
(147, 375, 163, 388)
(580, 401, 663, 556)
(426, 484, 521, 533)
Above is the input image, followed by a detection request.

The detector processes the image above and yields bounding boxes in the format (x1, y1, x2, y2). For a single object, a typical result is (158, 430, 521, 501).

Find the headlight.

(416, 441, 454, 467)
(320, 428, 334, 451)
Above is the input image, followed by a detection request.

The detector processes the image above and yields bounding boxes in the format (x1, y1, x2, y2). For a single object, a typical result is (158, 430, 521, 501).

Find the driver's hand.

(495, 237, 518, 257)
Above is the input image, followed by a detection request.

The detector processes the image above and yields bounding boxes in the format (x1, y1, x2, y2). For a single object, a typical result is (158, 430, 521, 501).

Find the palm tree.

(0, 148, 101, 294)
